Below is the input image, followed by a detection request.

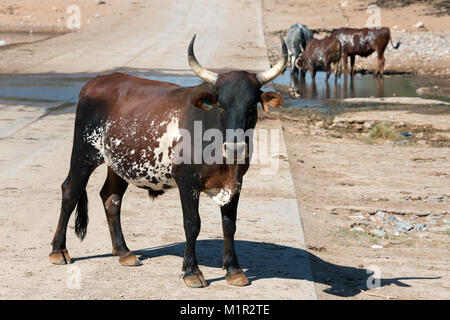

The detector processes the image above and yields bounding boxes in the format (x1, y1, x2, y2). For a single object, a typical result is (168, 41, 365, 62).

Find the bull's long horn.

(188, 34, 219, 85)
(256, 34, 288, 85)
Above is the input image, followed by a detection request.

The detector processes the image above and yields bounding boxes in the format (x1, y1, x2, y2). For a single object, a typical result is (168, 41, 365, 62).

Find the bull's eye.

(203, 99, 213, 109)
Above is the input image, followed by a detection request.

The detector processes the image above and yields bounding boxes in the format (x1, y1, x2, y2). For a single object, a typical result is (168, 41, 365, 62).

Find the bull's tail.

(75, 189, 89, 241)
(389, 31, 401, 49)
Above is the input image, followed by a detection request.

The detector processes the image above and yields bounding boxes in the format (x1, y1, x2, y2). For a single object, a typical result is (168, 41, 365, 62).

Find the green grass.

(333, 228, 378, 244)
(368, 123, 402, 141)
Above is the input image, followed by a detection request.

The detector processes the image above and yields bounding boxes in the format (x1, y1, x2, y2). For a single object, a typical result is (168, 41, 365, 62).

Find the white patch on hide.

(207, 187, 232, 206)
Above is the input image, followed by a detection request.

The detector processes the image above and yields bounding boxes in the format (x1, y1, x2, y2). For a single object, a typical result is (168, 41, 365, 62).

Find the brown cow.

(295, 36, 342, 82)
(331, 27, 400, 79)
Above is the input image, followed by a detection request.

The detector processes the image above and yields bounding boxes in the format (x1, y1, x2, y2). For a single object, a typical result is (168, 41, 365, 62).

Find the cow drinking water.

(49, 35, 287, 288)
(295, 36, 342, 82)
(285, 23, 313, 77)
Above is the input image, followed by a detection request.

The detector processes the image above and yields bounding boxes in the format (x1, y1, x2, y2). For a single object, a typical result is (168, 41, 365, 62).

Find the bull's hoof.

(49, 249, 72, 265)
(119, 252, 142, 267)
(183, 269, 207, 288)
(225, 269, 249, 287)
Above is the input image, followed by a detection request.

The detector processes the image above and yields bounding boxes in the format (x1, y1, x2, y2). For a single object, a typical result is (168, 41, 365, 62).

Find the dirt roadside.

(0, 0, 127, 33)
(261, 0, 449, 300)
(277, 105, 450, 300)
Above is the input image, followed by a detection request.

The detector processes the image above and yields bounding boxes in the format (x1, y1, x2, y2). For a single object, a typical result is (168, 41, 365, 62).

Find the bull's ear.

(260, 91, 284, 112)
(190, 91, 218, 111)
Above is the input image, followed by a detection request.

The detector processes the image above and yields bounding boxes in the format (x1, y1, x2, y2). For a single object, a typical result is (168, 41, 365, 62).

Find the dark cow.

(331, 27, 400, 79)
(49, 35, 287, 288)
(295, 36, 342, 82)
(285, 23, 313, 76)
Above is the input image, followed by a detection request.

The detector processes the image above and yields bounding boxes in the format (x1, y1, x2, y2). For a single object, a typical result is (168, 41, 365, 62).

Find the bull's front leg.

(177, 174, 207, 288)
(342, 53, 349, 80)
(221, 189, 249, 286)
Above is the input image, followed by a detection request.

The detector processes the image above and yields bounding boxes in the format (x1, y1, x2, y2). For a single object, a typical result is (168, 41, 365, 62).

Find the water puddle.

(273, 70, 419, 107)
(0, 69, 421, 109)
(0, 71, 202, 108)
(0, 69, 441, 138)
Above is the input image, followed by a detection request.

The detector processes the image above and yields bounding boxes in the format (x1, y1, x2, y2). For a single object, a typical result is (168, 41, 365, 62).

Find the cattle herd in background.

(285, 23, 401, 82)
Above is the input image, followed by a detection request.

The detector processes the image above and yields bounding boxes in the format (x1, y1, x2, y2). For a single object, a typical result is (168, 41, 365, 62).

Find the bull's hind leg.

(325, 62, 332, 82)
(50, 107, 104, 265)
(221, 190, 249, 287)
(350, 55, 356, 78)
(376, 54, 386, 78)
(100, 167, 141, 267)
(49, 165, 96, 264)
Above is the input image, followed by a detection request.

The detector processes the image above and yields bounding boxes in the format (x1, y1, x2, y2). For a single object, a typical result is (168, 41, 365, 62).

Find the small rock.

(394, 221, 414, 233)
(430, 226, 450, 232)
(0, 40, 6, 46)
(97, 0, 106, 4)
(372, 245, 383, 249)
(443, 219, 450, 224)
(371, 229, 387, 238)
(428, 195, 444, 203)
(387, 215, 399, 223)
(350, 214, 366, 220)
(413, 21, 424, 29)
(94, 13, 101, 19)
(375, 211, 386, 220)
(416, 87, 432, 96)
(329, 207, 353, 215)
(330, 131, 343, 139)
(414, 223, 427, 231)
(353, 227, 365, 232)
(363, 121, 373, 129)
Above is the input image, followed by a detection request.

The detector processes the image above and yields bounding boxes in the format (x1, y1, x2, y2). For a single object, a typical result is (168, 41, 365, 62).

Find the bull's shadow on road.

(129, 239, 438, 297)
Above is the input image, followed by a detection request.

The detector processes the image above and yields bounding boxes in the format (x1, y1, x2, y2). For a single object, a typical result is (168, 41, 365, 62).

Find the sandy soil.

(279, 105, 450, 299)
(0, 0, 127, 33)
(265, 0, 450, 300)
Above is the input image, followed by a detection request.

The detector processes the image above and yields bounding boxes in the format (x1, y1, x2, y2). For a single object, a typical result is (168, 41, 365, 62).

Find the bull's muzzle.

(222, 142, 248, 162)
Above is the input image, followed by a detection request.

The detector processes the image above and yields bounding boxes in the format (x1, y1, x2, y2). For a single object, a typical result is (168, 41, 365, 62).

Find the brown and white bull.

(295, 36, 342, 82)
(49, 35, 287, 288)
(331, 27, 400, 79)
